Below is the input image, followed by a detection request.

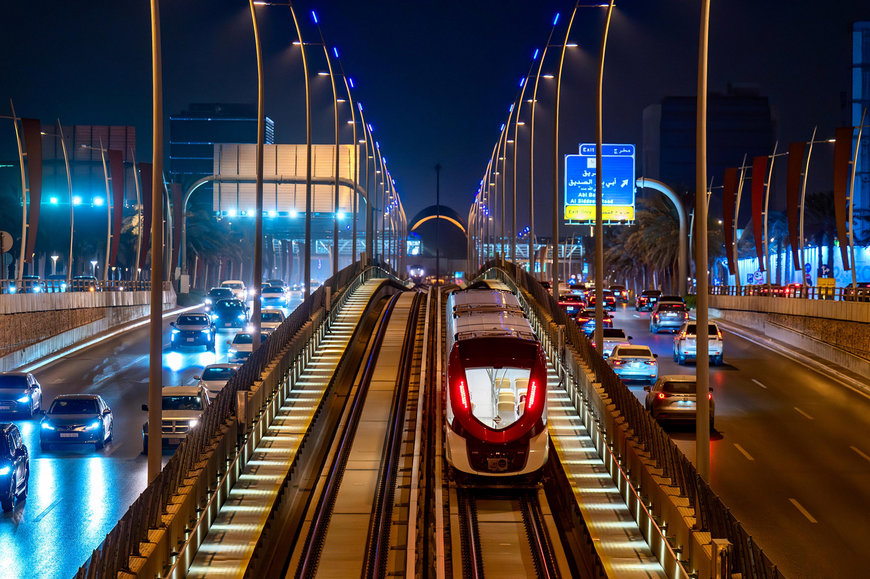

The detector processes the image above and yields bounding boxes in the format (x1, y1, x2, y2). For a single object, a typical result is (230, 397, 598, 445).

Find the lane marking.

(793, 407, 814, 420)
(788, 498, 818, 523)
(733, 443, 755, 461)
(33, 497, 62, 523)
(20, 304, 202, 372)
(850, 445, 870, 464)
(751, 378, 768, 389)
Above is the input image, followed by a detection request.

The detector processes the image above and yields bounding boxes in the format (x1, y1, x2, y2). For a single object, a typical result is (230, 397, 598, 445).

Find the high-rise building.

(169, 103, 274, 195)
(853, 21, 870, 238)
(642, 84, 776, 198)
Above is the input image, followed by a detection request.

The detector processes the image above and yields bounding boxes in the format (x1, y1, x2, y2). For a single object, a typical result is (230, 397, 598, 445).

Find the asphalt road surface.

(0, 297, 301, 579)
(607, 302, 870, 579)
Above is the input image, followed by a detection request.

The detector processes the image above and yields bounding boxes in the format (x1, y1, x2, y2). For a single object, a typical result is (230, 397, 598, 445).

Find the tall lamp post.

(695, 0, 712, 480)
(249, 0, 265, 352)
(593, 1, 615, 353)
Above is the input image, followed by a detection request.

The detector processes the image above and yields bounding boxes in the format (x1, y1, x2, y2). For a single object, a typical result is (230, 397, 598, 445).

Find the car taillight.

(708, 392, 713, 400)
(653, 314, 659, 321)
(717, 331, 722, 340)
(611, 360, 624, 366)
(527, 379, 539, 410)
(645, 360, 657, 365)
(678, 331, 686, 339)
(683, 312, 689, 319)
(657, 392, 667, 399)
(456, 378, 470, 410)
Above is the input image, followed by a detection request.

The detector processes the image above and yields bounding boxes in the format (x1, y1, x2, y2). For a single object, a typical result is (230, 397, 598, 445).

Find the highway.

(0, 296, 301, 579)
(608, 302, 870, 579)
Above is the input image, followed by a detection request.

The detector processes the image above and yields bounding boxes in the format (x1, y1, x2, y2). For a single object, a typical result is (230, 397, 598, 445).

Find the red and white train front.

(445, 284, 549, 476)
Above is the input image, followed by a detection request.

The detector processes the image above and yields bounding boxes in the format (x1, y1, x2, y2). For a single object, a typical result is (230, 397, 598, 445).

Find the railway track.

(288, 291, 423, 578)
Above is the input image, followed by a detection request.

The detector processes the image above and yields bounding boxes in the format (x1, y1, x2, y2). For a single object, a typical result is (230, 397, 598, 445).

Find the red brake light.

(717, 331, 722, 340)
(653, 314, 659, 321)
(611, 360, 624, 366)
(527, 379, 539, 410)
(683, 312, 689, 319)
(708, 392, 713, 400)
(645, 360, 656, 365)
(678, 331, 686, 339)
(457, 378, 469, 410)
(657, 392, 666, 399)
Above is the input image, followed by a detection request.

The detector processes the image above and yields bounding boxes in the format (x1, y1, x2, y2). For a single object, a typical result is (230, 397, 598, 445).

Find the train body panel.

(445, 281, 549, 476)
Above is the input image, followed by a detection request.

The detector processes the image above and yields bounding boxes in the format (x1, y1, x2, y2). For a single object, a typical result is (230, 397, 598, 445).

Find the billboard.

(564, 143, 636, 224)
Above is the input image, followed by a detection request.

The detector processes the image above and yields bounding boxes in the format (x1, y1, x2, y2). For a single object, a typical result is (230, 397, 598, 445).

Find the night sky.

(1, 0, 868, 231)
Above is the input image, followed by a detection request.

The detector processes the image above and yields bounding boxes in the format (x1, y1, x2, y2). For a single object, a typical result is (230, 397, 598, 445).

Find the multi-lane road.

(0, 295, 301, 579)
(607, 302, 870, 579)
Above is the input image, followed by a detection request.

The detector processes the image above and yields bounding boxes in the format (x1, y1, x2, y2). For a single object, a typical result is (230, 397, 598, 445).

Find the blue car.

(40, 394, 114, 451)
(0, 423, 29, 512)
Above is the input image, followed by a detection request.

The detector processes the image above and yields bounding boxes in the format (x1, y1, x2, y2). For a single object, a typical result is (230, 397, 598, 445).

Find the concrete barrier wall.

(709, 294, 870, 323)
(0, 290, 176, 372)
(0, 290, 156, 315)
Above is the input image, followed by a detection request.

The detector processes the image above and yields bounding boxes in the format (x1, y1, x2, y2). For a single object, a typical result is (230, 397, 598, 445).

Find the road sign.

(753, 271, 764, 284)
(817, 264, 832, 278)
(804, 262, 812, 274)
(745, 273, 754, 284)
(0, 231, 12, 253)
(564, 143, 636, 224)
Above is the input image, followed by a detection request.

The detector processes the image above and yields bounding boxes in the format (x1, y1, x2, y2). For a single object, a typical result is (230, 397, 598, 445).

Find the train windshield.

(464, 366, 532, 430)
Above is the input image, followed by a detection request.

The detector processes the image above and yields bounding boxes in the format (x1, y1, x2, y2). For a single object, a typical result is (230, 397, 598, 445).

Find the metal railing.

(72, 261, 386, 579)
(480, 260, 784, 579)
(0, 278, 151, 294)
(710, 283, 870, 302)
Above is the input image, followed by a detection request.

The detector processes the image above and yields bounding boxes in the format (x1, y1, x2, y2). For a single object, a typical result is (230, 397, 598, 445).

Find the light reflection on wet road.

(0, 297, 300, 579)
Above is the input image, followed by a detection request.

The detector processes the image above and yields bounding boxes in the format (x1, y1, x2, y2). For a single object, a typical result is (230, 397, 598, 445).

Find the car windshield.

(658, 304, 686, 311)
(617, 347, 650, 357)
(162, 396, 203, 411)
(261, 312, 283, 322)
(50, 398, 98, 414)
(208, 288, 233, 298)
(662, 381, 697, 395)
(178, 315, 207, 325)
(223, 282, 243, 290)
(602, 329, 626, 338)
(0, 376, 27, 390)
(266, 280, 284, 286)
(685, 324, 718, 334)
(202, 367, 235, 381)
(560, 295, 583, 302)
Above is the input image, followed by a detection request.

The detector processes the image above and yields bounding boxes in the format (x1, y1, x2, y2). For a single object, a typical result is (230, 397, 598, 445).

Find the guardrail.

(0, 278, 150, 294)
(710, 284, 870, 301)
(72, 261, 388, 579)
(481, 261, 784, 579)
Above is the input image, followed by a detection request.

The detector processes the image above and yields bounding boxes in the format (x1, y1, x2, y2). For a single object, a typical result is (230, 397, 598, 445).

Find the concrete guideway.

(186, 280, 383, 577)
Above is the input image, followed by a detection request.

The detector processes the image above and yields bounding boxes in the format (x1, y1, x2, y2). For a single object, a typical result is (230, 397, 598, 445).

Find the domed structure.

(407, 205, 467, 279)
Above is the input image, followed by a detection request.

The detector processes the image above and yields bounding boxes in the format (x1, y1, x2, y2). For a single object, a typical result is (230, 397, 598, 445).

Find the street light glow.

(553, 13, 560, 26)
(49, 196, 58, 205)
(93, 197, 104, 207)
(311, 10, 318, 23)
(532, 48, 540, 60)
(333, 46, 339, 58)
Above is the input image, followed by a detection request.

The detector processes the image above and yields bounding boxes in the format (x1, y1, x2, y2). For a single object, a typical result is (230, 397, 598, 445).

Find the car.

(259, 308, 285, 332)
(227, 331, 270, 363)
(635, 290, 662, 311)
(588, 289, 617, 311)
(673, 321, 724, 365)
(195, 363, 240, 400)
(657, 295, 686, 305)
(169, 313, 216, 351)
(142, 386, 211, 453)
(264, 279, 286, 290)
(204, 287, 235, 311)
(757, 284, 785, 297)
(260, 285, 289, 308)
(784, 282, 807, 298)
(210, 298, 249, 329)
(644, 375, 714, 429)
(649, 301, 689, 333)
(0, 372, 42, 417)
(595, 328, 633, 359)
(220, 279, 248, 301)
(70, 275, 99, 292)
(843, 282, 870, 302)
(608, 345, 658, 383)
(0, 424, 29, 512)
(40, 394, 114, 450)
(557, 293, 586, 317)
(576, 308, 613, 336)
(609, 285, 629, 303)
(19, 275, 46, 294)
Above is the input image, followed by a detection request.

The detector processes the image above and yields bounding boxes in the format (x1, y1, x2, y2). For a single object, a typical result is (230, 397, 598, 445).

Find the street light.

(90, 260, 98, 276)
(50, 254, 59, 276)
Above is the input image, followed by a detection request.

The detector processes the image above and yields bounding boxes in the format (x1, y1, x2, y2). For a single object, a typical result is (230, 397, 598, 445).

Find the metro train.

(445, 280, 549, 477)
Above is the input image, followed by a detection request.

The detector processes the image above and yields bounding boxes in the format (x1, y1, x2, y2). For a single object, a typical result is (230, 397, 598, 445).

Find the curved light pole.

(249, 0, 265, 351)
(593, 0, 615, 353)
(529, 14, 561, 281)
(7, 101, 28, 281)
(41, 122, 76, 284)
(636, 177, 687, 295)
(334, 56, 360, 265)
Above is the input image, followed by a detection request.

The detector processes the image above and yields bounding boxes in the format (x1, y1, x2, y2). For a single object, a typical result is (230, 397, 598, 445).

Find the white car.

(195, 363, 240, 400)
(226, 331, 270, 364)
(608, 345, 658, 383)
(260, 308, 285, 332)
(599, 328, 632, 359)
(142, 386, 210, 452)
(673, 321, 724, 366)
(220, 279, 248, 301)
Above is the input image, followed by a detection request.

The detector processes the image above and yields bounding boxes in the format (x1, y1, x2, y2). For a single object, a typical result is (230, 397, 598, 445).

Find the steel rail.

(456, 489, 484, 579)
(363, 291, 423, 577)
(519, 492, 561, 579)
(294, 292, 402, 578)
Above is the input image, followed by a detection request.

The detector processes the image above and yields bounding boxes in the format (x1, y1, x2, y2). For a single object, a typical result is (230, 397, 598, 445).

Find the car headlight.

(188, 418, 200, 428)
(228, 348, 237, 355)
(33, 286, 42, 293)
(61, 283, 67, 291)
(171, 329, 180, 335)
(17, 395, 30, 403)
(201, 329, 211, 336)
(0, 466, 10, 476)
(205, 298, 212, 304)
(8, 285, 16, 294)
(237, 314, 246, 320)
(41, 422, 55, 430)
(85, 420, 101, 430)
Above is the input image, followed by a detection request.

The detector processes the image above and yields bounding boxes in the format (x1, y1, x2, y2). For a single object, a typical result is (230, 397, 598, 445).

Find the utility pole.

(435, 163, 441, 284)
